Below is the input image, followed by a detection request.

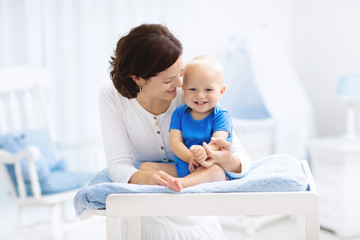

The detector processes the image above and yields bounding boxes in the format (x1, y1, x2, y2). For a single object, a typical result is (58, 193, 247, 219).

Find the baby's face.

(182, 64, 225, 116)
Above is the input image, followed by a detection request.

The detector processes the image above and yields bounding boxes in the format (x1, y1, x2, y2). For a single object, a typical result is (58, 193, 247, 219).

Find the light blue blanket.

(74, 154, 309, 216)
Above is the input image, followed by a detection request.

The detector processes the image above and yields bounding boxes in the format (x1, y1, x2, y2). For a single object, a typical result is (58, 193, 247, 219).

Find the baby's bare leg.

(168, 164, 226, 192)
(139, 162, 178, 177)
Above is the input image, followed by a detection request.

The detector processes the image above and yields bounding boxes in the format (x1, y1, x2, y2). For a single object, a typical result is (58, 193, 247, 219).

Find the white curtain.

(0, 0, 188, 145)
(245, 27, 316, 159)
(1, 0, 299, 158)
(220, 26, 316, 160)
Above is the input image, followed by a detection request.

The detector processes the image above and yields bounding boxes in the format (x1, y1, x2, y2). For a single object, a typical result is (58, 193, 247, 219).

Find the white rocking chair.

(0, 66, 99, 240)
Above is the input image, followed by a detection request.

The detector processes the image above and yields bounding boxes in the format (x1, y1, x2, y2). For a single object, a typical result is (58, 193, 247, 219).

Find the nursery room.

(1, 0, 360, 239)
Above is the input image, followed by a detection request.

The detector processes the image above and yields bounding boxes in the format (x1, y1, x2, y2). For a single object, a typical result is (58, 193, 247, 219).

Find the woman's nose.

(174, 75, 182, 87)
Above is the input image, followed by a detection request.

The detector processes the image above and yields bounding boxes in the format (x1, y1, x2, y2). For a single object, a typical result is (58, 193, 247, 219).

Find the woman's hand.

(203, 137, 242, 173)
(129, 170, 171, 186)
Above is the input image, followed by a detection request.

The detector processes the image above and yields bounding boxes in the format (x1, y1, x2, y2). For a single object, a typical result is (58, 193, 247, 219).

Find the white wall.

(147, 0, 360, 139)
(171, 0, 292, 63)
(290, 0, 360, 137)
(0, 0, 293, 142)
(1, 0, 359, 143)
(176, 0, 360, 138)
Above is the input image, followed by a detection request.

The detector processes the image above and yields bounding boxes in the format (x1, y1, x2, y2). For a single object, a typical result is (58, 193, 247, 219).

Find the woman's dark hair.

(109, 24, 183, 99)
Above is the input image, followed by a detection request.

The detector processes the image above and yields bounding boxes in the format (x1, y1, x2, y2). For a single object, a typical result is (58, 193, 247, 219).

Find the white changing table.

(91, 161, 319, 240)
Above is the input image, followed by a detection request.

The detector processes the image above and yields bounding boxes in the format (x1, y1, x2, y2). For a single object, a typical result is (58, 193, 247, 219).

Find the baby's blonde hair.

(183, 55, 224, 84)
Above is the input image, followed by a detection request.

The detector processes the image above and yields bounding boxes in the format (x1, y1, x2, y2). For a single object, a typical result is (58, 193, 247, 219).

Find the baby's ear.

(220, 85, 226, 95)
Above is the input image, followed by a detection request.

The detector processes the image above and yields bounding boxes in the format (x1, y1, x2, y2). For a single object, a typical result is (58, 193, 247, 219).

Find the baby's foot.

(167, 177, 183, 192)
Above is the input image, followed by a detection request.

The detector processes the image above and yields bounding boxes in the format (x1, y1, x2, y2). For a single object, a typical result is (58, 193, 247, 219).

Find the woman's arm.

(99, 85, 138, 183)
(99, 85, 174, 185)
(199, 106, 251, 174)
(194, 106, 251, 175)
(190, 130, 228, 164)
(203, 138, 241, 172)
(229, 131, 252, 175)
(207, 130, 229, 151)
(203, 132, 251, 175)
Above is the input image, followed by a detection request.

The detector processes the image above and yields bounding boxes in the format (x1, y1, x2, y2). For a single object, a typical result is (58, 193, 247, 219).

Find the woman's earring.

(139, 85, 143, 92)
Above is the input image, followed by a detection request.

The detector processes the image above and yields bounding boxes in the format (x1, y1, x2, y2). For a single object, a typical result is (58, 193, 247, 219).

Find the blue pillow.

(0, 130, 92, 196)
(25, 170, 93, 196)
(22, 129, 66, 171)
(0, 129, 66, 182)
(0, 132, 49, 183)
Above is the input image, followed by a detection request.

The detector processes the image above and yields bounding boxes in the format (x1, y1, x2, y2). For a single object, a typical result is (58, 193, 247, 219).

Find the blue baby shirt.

(169, 104, 233, 178)
(170, 104, 233, 148)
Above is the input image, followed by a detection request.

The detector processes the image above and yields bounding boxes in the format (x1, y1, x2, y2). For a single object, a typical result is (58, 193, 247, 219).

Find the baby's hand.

(190, 145, 207, 165)
(188, 157, 199, 172)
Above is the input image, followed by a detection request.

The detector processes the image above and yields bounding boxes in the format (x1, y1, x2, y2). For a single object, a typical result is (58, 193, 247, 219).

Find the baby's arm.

(170, 129, 193, 163)
(170, 129, 199, 172)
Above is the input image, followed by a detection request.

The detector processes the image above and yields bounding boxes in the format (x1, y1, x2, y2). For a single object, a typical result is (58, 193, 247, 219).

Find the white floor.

(2, 194, 360, 240)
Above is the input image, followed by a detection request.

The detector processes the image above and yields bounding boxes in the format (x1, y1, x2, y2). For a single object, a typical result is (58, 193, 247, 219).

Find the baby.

(141, 55, 233, 191)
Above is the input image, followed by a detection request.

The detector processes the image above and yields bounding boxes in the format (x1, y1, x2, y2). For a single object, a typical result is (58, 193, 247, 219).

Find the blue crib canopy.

(219, 26, 316, 160)
(220, 36, 271, 120)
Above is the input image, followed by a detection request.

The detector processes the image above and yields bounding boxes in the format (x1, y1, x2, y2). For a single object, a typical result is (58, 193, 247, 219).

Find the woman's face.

(141, 55, 184, 102)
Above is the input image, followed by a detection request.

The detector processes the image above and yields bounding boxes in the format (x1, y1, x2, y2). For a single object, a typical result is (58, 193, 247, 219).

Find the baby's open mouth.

(195, 101, 207, 105)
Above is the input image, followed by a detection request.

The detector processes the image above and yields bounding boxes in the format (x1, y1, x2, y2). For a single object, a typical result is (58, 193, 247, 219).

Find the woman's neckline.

(135, 95, 173, 117)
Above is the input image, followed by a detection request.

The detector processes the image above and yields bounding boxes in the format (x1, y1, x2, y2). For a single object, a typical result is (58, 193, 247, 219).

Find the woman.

(99, 23, 251, 240)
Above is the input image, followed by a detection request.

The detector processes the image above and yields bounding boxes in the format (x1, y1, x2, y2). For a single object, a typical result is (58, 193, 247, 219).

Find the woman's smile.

(167, 88, 177, 94)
